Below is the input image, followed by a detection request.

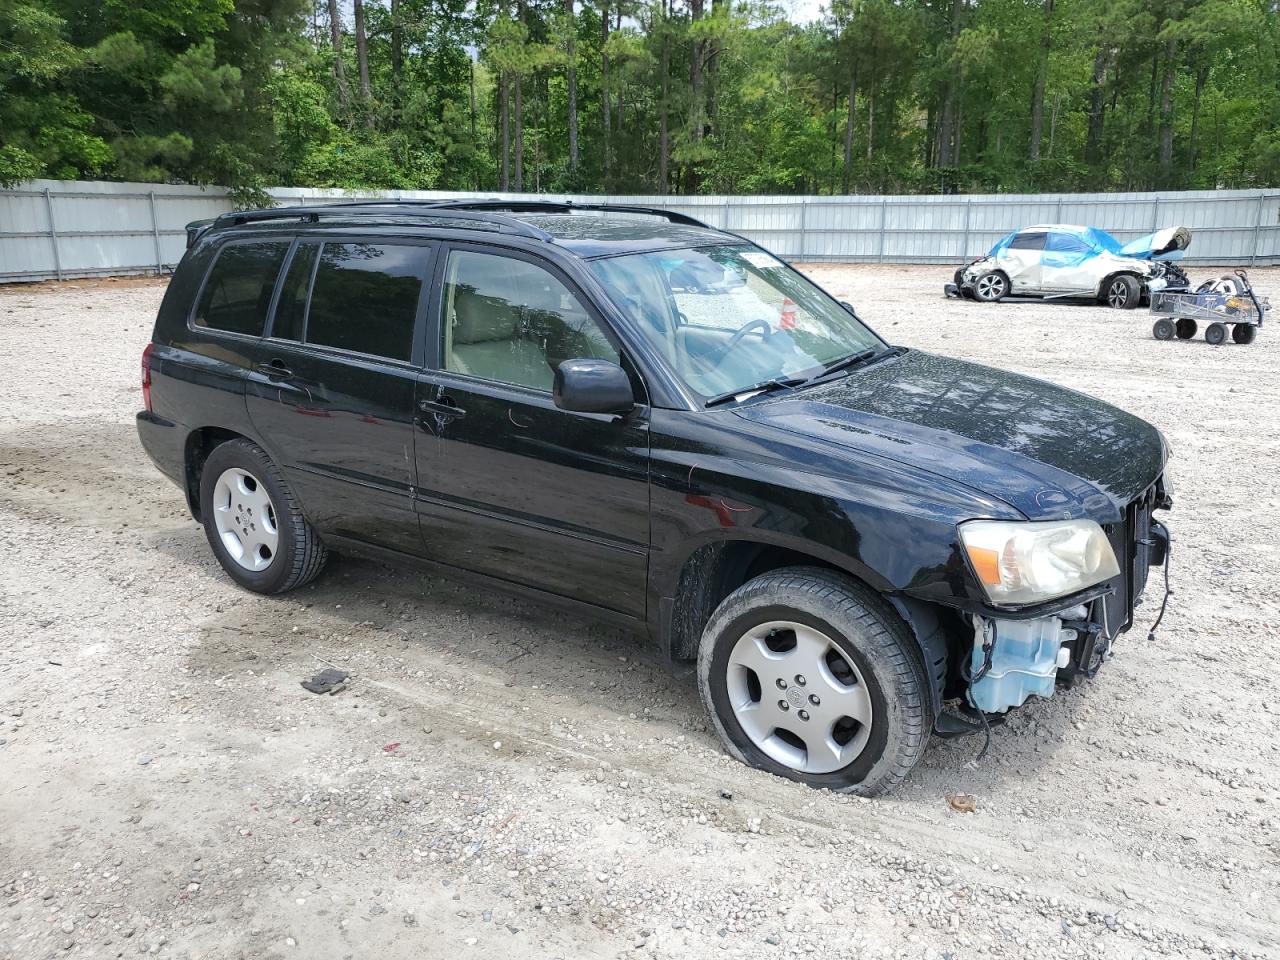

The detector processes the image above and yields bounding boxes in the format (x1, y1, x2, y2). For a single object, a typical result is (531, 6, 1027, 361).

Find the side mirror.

(553, 359, 635, 415)
(840, 300, 861, 320)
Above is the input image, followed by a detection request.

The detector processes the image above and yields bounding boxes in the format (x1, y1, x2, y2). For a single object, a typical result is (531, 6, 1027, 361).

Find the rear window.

(194, 241, 289, 336)
(304, 243, 428, 361)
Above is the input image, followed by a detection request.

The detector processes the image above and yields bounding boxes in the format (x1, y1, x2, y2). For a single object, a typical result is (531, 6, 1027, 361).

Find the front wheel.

(1232, 324, 1257, 345)
(697, 568, 931, 796)
(1105, 275, 1142, 309)
(199, 438, 328, 593)
(973, 272, 1008, 302)
(1205, 322, 1228, 346)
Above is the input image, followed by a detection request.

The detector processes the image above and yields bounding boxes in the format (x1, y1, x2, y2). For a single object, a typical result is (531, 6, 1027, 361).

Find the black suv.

(138, 200, 1171, 794)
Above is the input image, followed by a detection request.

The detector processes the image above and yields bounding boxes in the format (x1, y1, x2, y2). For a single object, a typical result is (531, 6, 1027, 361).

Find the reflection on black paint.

(740, 350, 1164, 509)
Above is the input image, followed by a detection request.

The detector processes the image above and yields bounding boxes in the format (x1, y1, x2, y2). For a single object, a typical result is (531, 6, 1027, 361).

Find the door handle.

(417, 396, 466, 419)
(256, 360, 294, 381)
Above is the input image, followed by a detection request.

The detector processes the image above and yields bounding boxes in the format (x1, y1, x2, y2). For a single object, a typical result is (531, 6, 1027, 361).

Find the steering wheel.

(713, 318, 772, 364)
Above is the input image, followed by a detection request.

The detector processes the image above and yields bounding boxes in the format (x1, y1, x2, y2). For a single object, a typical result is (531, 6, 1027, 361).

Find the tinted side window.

(442, 250, 618, 392)
(1008, 232, 1047, 251)
(194, 241, 289, 336)
(305, 243, 428, 361)
(271, 242, 319, 342)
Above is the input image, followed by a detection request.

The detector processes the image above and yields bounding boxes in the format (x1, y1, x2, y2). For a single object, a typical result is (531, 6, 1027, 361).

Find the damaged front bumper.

(944, 509, 1169, 726)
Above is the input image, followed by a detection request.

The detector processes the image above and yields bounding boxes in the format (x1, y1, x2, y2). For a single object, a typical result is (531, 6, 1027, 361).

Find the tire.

(973, 272, 1008, 302)
(697, 567, 930, 796)
(1205, 322, 1228, 346)
(1105, 275, 1142, 309)
(1232, 324, 1257, 345)
(199, 438, 328, 594)
(1175, 318, 1197, 340)
(1152, 319, 1175, 341)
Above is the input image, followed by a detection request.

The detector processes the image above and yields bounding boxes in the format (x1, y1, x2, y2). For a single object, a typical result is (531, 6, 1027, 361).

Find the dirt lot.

(1, 265, 1278, 960)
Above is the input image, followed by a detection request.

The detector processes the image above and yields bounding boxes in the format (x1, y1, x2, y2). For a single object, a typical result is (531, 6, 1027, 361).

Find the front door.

(413, 244, 650, 618)
(243, 238, 436, 555)
(1002, 230, 1046, 294)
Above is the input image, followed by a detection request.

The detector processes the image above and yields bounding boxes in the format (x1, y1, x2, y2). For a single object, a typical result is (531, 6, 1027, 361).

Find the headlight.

(959, 519, 1120, 606)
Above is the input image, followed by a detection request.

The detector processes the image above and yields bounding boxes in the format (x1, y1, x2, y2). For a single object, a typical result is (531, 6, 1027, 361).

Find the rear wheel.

(973, 272, 1008, 302)
(1232, 324, 1257, 345)
(1205, 322, 1228, 346)
(1175, 318, 1198, 339)
(1105, 275, 1141, 309)
(1152, 319, 1175, 341)
(697, 567, 930, 796)
(199, 438, 328, 593)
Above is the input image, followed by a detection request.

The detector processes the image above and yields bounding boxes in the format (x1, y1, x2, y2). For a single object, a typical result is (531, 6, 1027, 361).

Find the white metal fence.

(2, 178, 1278, 283)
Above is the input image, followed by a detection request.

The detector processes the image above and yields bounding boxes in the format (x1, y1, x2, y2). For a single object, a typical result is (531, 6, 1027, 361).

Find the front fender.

(646, 409, 1022, 617)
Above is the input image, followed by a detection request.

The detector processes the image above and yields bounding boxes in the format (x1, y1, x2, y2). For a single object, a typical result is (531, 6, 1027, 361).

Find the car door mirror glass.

(554, 359, 634, 415)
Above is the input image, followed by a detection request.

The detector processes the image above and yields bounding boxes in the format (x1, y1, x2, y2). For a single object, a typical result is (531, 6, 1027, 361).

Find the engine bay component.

(967, 606, 1088, 713)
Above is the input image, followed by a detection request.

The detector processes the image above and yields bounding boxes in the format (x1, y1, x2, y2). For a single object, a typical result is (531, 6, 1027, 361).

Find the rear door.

(412, 243, 651, 618)
(243, 237, 436, 555)
(1000, 230, 1046, 293)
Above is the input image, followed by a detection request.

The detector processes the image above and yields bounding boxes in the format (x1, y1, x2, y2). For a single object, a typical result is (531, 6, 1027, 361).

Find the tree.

(3, 0, 1279, 197)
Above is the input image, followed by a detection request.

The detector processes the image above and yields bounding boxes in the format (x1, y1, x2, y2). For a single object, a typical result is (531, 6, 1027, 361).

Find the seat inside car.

(449, 287, 554, 390)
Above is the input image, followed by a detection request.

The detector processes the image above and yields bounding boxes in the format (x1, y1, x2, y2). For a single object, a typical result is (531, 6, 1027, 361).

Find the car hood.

(1119, 226, 1191, 259)
(733, 351, 1166, 520)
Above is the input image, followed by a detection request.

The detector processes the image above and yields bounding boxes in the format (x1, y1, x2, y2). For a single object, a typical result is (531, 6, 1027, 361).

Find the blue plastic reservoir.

(969, 608, 1084, 714)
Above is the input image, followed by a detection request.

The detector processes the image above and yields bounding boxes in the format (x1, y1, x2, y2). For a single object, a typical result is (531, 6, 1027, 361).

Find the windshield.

(589, 244, 884, 400)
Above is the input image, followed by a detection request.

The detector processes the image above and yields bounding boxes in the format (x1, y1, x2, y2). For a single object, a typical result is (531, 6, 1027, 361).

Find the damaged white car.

(946, 224, 1192, 308)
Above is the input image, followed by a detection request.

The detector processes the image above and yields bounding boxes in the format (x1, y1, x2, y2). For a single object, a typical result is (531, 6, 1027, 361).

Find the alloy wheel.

(976, 275, 1006, 300)
(1107, 279, 1130, 308)
(725, 620, 873, 775)
(212, 467, 279, 572)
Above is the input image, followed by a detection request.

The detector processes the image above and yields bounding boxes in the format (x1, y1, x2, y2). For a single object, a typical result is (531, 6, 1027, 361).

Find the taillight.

(141, 343, 154, 412)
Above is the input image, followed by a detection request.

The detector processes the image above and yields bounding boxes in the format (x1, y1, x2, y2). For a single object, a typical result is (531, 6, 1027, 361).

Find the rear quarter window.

(193, 241, 290, 337)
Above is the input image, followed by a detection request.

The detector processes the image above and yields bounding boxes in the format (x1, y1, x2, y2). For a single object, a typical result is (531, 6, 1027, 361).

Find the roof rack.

(428, 199, 721, 231)
(210, 204, 554, 241)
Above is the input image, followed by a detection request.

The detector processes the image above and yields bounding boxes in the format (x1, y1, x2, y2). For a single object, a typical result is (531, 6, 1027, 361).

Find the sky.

(785, 0, 827, 24)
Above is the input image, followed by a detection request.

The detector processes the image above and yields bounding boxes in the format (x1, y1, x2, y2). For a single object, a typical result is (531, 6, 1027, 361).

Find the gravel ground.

(1, 265, 1277, 960)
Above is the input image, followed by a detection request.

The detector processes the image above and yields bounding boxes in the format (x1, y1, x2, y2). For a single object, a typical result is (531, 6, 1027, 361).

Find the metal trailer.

(1149, 270, 1267, 345)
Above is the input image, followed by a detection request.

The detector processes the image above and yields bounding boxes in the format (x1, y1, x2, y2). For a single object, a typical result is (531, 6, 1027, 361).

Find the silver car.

(947, 224, 1191, 308)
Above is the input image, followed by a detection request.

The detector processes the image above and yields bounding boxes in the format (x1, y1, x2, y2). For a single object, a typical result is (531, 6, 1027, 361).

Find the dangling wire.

(964, 617, 995, 762)
(961, 618, 995, 684)
(974, 708, 992, 761)
(1147, 535, 1173, 643)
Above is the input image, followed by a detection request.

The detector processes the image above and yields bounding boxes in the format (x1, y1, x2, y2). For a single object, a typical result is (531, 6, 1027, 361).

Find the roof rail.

(428, 199, 721, 232)
(210, 204, 554, 241)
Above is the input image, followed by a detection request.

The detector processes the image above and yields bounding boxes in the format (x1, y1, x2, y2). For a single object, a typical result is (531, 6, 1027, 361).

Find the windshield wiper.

(704, 376, 806, 408)
(803, 346, 895, 385)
